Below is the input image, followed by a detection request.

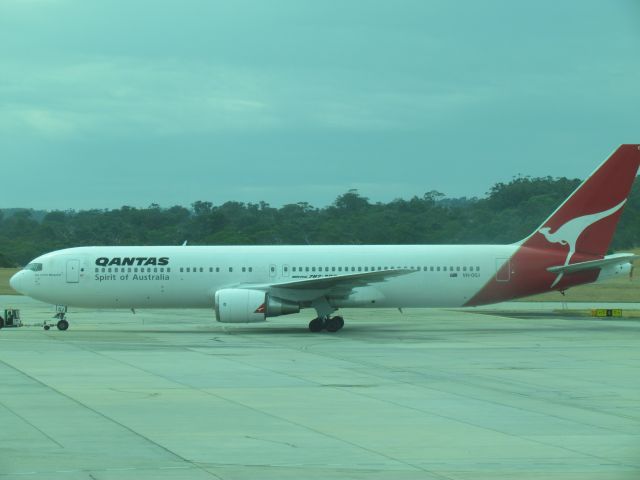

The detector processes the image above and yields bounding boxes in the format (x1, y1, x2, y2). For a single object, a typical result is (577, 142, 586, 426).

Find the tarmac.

(0, 295, 639, 480)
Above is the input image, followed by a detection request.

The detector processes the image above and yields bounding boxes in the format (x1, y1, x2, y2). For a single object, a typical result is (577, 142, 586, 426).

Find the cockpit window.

(24, 263, 43, 272)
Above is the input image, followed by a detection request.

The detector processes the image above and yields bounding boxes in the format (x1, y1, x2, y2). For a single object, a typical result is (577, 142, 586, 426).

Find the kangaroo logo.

(538, 199, 626, 287)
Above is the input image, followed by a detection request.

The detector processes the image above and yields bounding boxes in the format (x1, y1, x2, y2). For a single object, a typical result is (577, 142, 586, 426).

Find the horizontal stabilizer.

(547, 254, 639, 275)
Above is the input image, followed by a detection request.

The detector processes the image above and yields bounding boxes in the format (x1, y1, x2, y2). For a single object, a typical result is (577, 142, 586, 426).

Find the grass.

(522, 275, 638, 303)
(0, 269, 19, 295)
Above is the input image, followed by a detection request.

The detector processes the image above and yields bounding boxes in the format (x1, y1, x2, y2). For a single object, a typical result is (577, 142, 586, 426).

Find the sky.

(1, 0, 639, 211)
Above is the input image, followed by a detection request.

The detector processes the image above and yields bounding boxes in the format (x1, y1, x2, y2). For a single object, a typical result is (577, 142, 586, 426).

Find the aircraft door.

(269, 264, 277, 278)
(495, 258, 511, 282)
(66, 259, 80, 283)
(282, 264, 290, 277)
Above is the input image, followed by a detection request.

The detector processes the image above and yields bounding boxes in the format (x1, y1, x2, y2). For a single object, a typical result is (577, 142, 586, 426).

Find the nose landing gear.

(44, 306, 69, 331)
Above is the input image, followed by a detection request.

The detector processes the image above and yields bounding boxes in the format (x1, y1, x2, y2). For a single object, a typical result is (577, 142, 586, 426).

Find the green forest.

(2, 175, 640, 267)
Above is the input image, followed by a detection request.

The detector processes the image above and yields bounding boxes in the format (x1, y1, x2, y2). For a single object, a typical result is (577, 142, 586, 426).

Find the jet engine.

(214, 288, 300, 323)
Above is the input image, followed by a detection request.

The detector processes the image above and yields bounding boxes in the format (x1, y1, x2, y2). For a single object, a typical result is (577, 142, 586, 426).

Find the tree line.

(1, 175, 639, 267)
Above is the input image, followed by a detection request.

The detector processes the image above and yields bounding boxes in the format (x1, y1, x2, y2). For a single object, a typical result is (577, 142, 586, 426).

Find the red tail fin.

(466, 144, 640, 306)
(521, 144, 640, 256)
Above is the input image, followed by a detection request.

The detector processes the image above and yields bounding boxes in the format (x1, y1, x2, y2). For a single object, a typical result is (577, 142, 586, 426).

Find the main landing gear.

(308, 297, 344, 332)
(308, 316, 344, 332)
(44, 306, 69, 331)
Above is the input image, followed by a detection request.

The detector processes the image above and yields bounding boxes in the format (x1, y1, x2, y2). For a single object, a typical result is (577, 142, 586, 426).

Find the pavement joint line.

(0, 465, 200, 477)
(85, 347, 455, 480)
(3, 302, 639, 477)
(237, 324, 640, 431)
(210, 328, 638, 470)
(0, 397, 65, 449)
(0, 356, 224, 480)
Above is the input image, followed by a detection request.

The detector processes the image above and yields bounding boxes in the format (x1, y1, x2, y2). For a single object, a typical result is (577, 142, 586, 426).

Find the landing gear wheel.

(56, 319, 69, 331)
(44, 325, 50, 331)
(308, 317, 325, 332)
(0, 317, 4, 329)
(326, 316, 342, 332)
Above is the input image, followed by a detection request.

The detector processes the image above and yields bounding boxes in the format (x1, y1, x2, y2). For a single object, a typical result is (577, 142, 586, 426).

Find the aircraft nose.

(9, 271, 25, 294)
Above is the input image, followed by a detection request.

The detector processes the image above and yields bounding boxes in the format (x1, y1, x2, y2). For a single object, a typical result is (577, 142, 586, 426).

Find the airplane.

(7, 144, 640, 333)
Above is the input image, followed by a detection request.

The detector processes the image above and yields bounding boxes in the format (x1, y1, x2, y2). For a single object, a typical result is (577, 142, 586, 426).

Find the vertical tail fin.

(521, 144, 640, 257)
(466, 144, 640, 306)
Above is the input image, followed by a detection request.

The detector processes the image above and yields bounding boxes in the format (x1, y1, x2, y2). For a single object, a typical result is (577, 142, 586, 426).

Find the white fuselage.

(12, 245, 519, 309)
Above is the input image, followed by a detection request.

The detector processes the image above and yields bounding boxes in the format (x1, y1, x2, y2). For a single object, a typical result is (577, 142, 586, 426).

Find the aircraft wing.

(547, 253, 639, 275)
(240, 268, 415, 302)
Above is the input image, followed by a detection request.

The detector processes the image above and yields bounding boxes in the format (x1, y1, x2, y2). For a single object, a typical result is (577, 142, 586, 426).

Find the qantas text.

(95, 257, 169, 267)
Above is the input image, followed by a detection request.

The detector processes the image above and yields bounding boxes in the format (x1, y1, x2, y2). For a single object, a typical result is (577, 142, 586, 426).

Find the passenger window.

(167, 268, 171, 273)
(154, 268, 158, 273)
(463, 266, 467, 271)
(358, 267, 362, 272)
(338, 267, 342, 272)
(209, 267, 213, 273)
(229, 267, 233, 272)
(242, 267, 246, 272)
(456, 266, 460, 272)
(312, 267, 316, 272)
(364, 267, 369, 272)
(249, 267, 253, 272)
(95, 268, 99, 273)
(430, 266, 434, 272)
(186, 268, 190, 273)
(332, 267, 336, 272)
(305, 267, 309, 272)
(216, 267, 220, 272)
(476, 266, 480, 272)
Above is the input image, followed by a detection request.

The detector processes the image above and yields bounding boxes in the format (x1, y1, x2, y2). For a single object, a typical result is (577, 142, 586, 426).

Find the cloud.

(0, 57, 491, 139)
(0, 105, 90, 139)
(0, 59, 284, 137)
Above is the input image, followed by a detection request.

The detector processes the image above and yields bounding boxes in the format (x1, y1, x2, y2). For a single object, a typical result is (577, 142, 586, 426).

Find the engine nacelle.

(214, 289, 300, 323)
